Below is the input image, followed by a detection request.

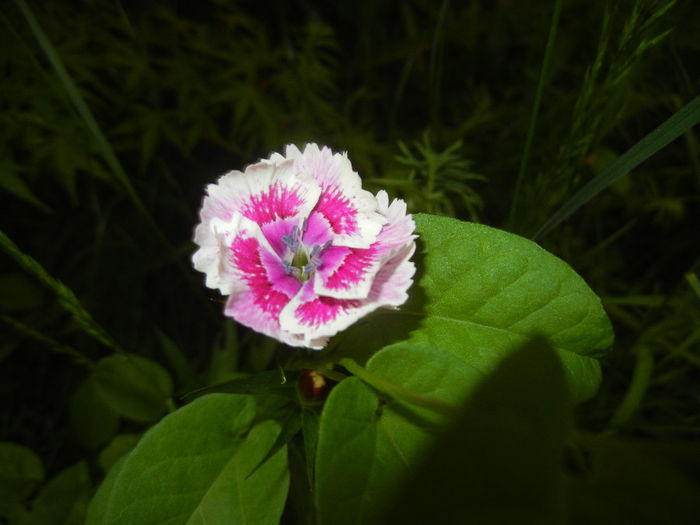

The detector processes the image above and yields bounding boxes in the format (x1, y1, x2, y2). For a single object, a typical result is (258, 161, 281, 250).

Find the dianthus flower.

(192, 144, 416, 349)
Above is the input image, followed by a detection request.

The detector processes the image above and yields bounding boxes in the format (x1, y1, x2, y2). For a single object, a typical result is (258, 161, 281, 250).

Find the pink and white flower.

(192, 144, 416, 349)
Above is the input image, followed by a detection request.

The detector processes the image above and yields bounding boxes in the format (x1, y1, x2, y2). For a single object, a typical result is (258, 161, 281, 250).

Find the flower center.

(281, 221, 330, 282)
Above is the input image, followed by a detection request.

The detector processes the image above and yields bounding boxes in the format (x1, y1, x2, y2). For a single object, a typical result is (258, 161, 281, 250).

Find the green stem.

(339, 358, 458, 416)
(610, 345, 653, 427)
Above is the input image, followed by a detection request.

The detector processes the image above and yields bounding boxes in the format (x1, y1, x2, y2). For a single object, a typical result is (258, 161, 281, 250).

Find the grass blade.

(0, 228, 124, 354)
(534, 94, 700, 241)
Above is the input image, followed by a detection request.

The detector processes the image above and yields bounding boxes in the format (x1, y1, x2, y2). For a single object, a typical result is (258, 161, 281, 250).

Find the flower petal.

(199, 159, 322, 228)
(211, 213, 301, 342)
(314, 192, 417, 300)
(279, 279, 374, 348)
(279, 144, 386, 248)
(365, 242, 416, 307)
(280, 243, 416, 348)
(373, 190, 418, 255)
(314, 245, 382, 299)
(192, 215, 248, 295)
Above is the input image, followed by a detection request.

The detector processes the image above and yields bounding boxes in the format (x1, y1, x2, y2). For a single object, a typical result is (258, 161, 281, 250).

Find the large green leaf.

(315, 344, 483, 525)
(86, 394, 289, 525)
(331, 214, 613, 402)
(380, 339, 571, 524)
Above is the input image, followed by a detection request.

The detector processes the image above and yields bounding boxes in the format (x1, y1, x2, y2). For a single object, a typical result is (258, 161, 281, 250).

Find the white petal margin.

(198, 158, 322, 227)
(192, 216, 241, 295)
(269, 144, 386, 249)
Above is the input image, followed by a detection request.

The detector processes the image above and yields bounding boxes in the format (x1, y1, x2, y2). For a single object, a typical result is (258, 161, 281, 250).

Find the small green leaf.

(88, 394, 289, 525)
(0, 442, 44, 506)
(25, 462, 91, 525)
(92, 353, 174, 423)
(69, 377, 120, 449)
(156, 328, 197, 389)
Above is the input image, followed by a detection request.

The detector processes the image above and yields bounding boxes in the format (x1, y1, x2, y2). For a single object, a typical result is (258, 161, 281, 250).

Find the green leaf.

(25, 462, 91, 525)
(380, 338, 571, 524)
(92, 353, 174, 423)
(85, 456, 128, 525)
(315, 344, 482, 525)
(331, 214, 613, 402)
(156, 328, 197, 390)
(69, 376, 120, 449)
(0, 442, 44, 507)
(246, 409, 302, 480)
(87, 394, 289, 525)
(301, 408, 320, 486)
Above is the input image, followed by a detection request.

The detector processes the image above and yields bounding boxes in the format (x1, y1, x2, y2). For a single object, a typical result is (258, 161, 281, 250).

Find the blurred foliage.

(0, 0, 699, 522)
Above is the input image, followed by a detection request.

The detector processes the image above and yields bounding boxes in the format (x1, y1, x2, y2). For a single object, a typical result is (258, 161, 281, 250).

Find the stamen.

(282, 225, 301, 252)
(283, 260, 301, 277)
(281, 223, 331, 282)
